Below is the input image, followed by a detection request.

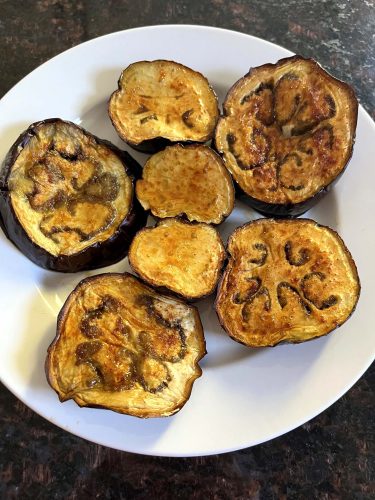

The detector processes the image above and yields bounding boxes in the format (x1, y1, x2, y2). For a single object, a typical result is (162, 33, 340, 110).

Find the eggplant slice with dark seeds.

(215, 56, 358, 217)
(109, 60, 219, 153)
(0, 119, 147, 271)
(129, 218, 226, 300)
(136, 144, 234, 224)
(46, 273, 206, 418)
(215, 219, 360, 347)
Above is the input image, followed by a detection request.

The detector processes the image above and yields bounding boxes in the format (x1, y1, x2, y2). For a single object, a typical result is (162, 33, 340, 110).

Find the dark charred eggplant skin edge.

(235, 179, 334, 218)
(129, 218, 227, 302)
(45, 272, 207, 418)
(214, 217, 361, 348)
(138, 143, 235, 224)
(108, 59, 220, 154)
(122, 137, 208, 155)
(214, 55, 359, 218)
(0, 118, 148, 272)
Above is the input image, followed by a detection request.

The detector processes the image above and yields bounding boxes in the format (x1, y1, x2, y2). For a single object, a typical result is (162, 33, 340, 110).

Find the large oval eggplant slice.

(109, 60, 219, 153)
(215, 56, 358, 217)
(136, 144, 234, 224)
(0, 119, 147, 272)
(129, 218, 226, 300)
(216, 219, 360, 347)
(46, 273, 206, 418)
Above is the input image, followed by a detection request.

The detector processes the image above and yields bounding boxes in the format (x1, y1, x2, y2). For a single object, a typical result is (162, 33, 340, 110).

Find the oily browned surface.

(216, 219, 359, 346)
(215, 57, 357, 205)
(109, 60, 219, 146)
(0, 1, 374, 498)
(0, 119, 147, 271)
(129, 219, 226, 299)
(136, 144, 234, 224)
(47, 273, 205, 417)
(7, 120, 132, 256)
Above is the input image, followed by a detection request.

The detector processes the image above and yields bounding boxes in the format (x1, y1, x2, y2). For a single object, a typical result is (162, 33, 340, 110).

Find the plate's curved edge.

(0, 24, 374, 458)
(4, 343, 373, 458)
(0, 24, 293, 104)
(358, 103, 375, 129)
(1, 24, 373, 134)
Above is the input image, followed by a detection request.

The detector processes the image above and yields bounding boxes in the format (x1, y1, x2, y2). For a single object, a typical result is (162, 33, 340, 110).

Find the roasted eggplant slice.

(46, 273, 206, 417)
(129, 218, 226, 300)
(215, 56, 358, 217)
(109, 60, 219, 153)
(0, 119, 147, 271)
(216, 219, 360, 347)
(136, 144, 234, 224)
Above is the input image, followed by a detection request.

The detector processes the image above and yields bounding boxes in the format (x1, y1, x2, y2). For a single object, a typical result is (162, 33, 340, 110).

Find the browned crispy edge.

(45, 272, 206, 418)
(213, 55, 359, 217)
(0, 118, 147, 271)
(136, 143, 235, 224)
(129, 218, 227, 301)
(108, 60, 220, 153)
(215, 218, 361, 347)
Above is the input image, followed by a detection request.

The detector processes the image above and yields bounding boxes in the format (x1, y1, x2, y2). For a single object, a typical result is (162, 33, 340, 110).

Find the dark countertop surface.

(0, 1, 374, 498)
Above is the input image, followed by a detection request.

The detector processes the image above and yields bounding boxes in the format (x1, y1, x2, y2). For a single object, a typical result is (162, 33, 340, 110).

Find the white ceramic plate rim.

(0, 25, 374, 457)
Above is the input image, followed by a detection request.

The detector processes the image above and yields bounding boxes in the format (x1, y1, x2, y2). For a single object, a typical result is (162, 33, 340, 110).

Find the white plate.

(0, 25, 374, 457)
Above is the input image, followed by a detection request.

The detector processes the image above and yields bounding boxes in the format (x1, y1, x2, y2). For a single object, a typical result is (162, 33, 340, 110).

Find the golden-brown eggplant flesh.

(129, 218, 226, 300)
(216, 218, 360, 347)
(215, 56, 358, 214)
(136, 144, 234, 224)
(109, 60, 219, 152)
(0, 119, 147, 271)
(46, 273, 206, 417)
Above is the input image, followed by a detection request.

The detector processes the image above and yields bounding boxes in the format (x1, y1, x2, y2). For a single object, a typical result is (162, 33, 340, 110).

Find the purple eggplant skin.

(0, 119, 148, 272)
(125, 137, 175, 155)
(108, 60, 220, 155)
(213, 55, 359, 218)
(213, 123, 357, 218)
(127, 138, 205, 155)
(213, 134, 355, 218)
(234, 160, 348, 218)
(234, 182, 329, 218)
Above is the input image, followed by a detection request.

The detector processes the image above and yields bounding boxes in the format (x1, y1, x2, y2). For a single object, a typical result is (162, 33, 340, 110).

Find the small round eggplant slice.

(216, 219, 360, 347)
(136, 144, 234, 224)
(109, 60, 219, 153)
(46, 273, 206, 418)
(129, 218, 226, 300)
(215, 56, 358, 217)
(0, 119, 147, 271)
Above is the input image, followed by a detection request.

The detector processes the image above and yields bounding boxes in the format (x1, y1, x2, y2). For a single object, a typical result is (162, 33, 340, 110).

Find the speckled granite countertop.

(0, 1, 374, 498)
